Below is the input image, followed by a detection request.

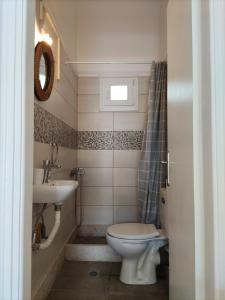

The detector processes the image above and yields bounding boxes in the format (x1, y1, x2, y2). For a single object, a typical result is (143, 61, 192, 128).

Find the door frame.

(168, 0, 225, 299)
(0, 1, 35, 299)
(209, 1, 225, 299)
(185, 0, 225, 298)
(193, 1, 225, 298)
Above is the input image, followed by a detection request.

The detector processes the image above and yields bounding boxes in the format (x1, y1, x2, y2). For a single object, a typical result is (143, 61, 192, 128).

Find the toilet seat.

(107, 223, 160, 240)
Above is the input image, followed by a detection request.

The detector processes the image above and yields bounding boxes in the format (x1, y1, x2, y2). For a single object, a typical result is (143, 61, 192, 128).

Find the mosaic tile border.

(34, 104, 144, 150)
(78, 131, 144, 150)
(34, 103, 77, 149)
(77, 131, 113, 150)
(114, 131, 144, 150)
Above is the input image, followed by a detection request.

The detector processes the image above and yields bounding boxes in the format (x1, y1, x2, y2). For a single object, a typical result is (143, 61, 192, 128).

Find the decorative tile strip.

(114, 131, 144, 150)
(34, 104, 144, 150)
(77, 131, 114, 150)
(34, 103, 77, 149)
(77, 130, 144, 150)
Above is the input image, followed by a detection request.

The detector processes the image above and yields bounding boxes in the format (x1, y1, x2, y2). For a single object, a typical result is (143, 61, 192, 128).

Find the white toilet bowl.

(106, 223, 167, 285)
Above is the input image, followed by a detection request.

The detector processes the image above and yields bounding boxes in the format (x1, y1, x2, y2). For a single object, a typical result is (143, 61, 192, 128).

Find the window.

(100, 78, 138, 111)
(110, 85, 128, 101)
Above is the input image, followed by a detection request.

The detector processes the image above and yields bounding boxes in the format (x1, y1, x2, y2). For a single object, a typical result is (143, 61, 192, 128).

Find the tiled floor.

(47, 261, 169, 300)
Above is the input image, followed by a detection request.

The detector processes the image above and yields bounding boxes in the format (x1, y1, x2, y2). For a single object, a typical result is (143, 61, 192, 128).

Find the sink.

(33, 180, 79, 205)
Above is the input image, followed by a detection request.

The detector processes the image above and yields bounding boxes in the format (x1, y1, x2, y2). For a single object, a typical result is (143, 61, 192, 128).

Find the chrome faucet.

(43, 143, 61, 183)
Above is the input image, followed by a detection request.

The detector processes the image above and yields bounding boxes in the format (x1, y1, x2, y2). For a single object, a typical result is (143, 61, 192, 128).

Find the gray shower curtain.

(138, 61, 167, 227)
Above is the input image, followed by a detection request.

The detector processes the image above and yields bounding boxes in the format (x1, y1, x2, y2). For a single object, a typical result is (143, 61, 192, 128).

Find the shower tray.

(65, 235, 121, 262)
(73, 236, 107, 245)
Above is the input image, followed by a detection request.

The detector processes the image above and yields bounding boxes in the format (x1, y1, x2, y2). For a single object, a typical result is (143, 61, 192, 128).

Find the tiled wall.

(77, 77, 149, 227)
(32, 45, 78, 298)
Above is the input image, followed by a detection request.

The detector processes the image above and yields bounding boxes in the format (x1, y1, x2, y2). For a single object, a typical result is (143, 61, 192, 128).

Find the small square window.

(110, 85, 128, 101)
(100, 78, 138, 111)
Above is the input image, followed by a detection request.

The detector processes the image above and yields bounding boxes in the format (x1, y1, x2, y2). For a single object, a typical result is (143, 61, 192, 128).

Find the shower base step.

(73, 236, 107, 245)
(65, 236, 121, 262)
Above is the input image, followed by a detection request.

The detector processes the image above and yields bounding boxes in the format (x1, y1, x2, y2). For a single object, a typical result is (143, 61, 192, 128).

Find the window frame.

(100, 77, 138, 111)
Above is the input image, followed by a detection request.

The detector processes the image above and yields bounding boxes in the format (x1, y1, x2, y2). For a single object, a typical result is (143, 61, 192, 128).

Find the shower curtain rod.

(64, 61, 152, 65)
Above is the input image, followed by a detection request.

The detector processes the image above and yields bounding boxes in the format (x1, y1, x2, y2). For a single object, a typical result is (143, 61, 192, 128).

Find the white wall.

(76, 0, 166, 60)
(76, 0, 167, 76)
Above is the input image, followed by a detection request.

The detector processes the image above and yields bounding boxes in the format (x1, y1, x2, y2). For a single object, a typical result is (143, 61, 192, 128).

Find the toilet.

(106, 223, 167, 285)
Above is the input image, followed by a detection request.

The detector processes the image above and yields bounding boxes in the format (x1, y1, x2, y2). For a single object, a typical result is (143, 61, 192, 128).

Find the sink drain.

(89, 271, 98, 277)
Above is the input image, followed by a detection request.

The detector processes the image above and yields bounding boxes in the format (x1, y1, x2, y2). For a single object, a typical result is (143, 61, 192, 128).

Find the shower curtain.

(138, 61, 167, 227)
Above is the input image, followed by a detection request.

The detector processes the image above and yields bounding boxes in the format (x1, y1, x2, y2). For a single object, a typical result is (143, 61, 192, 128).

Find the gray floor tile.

(52, 274, 107, 293)
(107, 294, 168, 300)
(47, 261, 168, 300)
(61, 261, 113, 277)
(47, 290, 107, 300)
(109, 263, 121, 276)
(105, 276, 168, 297)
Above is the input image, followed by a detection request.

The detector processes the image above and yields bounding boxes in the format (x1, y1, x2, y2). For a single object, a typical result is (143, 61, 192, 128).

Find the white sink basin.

(33, 180, 79, 205)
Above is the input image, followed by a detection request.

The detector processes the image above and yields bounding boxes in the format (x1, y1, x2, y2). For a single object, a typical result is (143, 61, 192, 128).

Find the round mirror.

(39, 54, 47, 89)
(34, 41, 55, 101)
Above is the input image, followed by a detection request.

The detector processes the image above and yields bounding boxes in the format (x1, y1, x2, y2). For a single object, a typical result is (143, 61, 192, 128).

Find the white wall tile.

(78, 113, 113, 131)
(114, 113, 146, 131)
(78, 94, 99, 112)
(76, 206, 81, 226)
(38, 89, 76, 128)
(78, 150, 113, 167)
(60, 63, 77, 90)
(114, 187, 137, 206)
(54, 71, 76, 108)
(73, 76, 151, 227)
(34, 142, 76, 170)
(139, 94, 148, 113)
(33, 142, 49, 168)
(82, 168, 113, 186)
(113, 168, 137, 187)
(114, 206, 138, 223)
(138, 76, 150, 94)
(114, 150, 141, 168)
(76, 184, 81, 207)
(58, 148, 76, 170)
(60, 48, 77, 86)
(83, 206, 113, 225)
(37, 64, 78, 129)
(78, 77, 100, 94)
(81, 187, 113, 205)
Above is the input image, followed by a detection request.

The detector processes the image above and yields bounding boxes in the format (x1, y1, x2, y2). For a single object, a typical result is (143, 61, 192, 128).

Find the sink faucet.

(43, 143, 61, 183)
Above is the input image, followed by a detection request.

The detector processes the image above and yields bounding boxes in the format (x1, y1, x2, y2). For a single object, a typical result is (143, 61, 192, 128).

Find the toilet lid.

(107, 223, 159, 240)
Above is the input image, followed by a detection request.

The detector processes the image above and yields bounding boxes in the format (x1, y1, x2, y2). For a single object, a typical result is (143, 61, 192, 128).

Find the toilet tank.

(159, 188, 169, 233)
